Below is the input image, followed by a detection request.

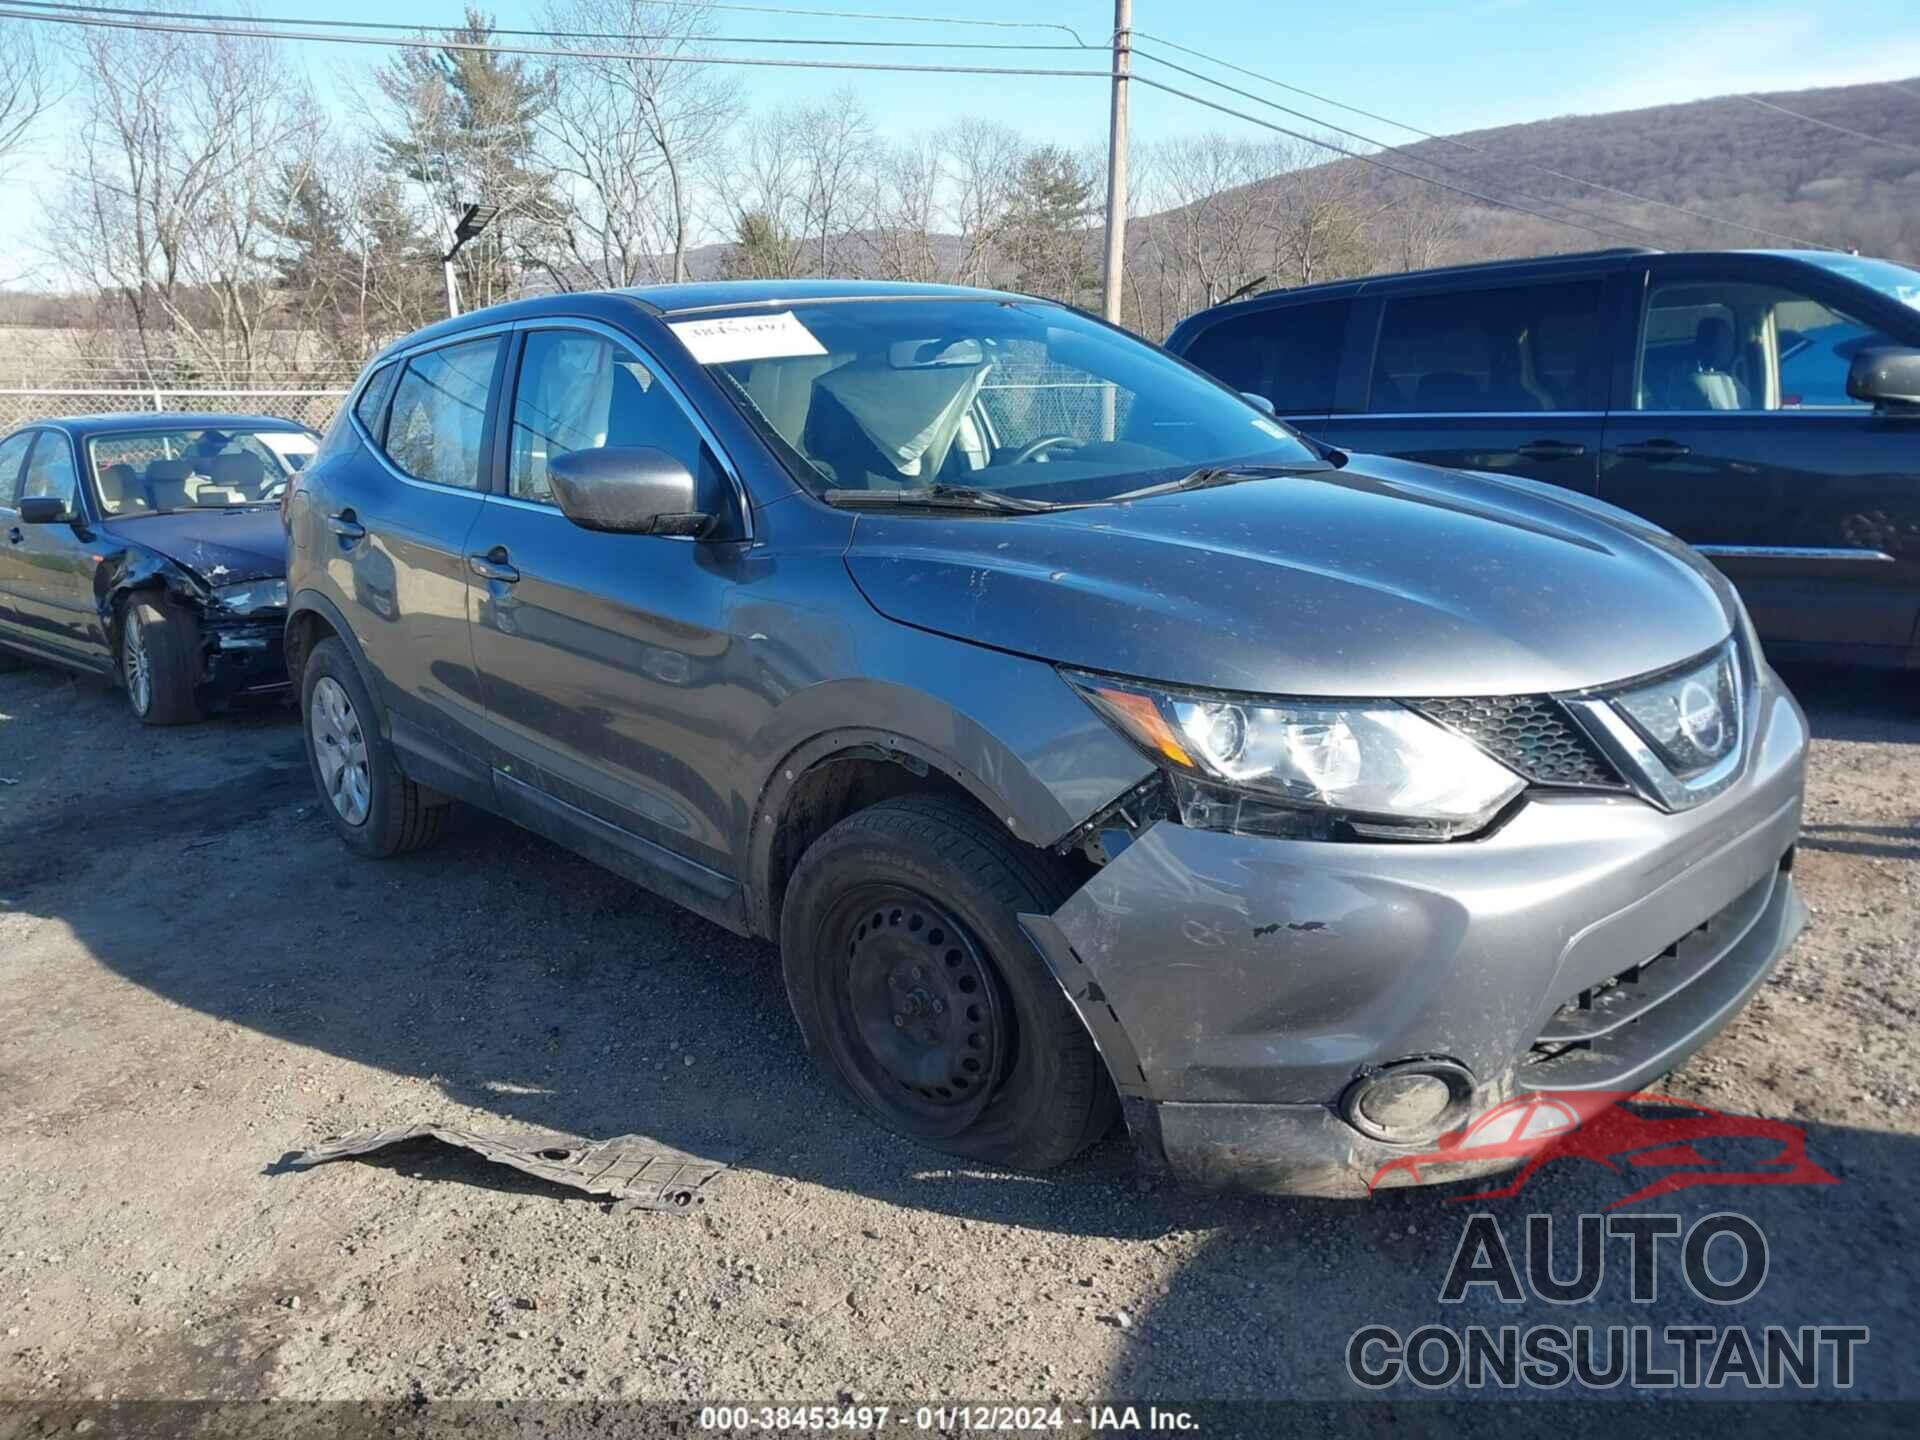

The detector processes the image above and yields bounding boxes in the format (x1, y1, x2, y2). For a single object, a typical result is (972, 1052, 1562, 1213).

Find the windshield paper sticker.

(669, 311, 828, 365)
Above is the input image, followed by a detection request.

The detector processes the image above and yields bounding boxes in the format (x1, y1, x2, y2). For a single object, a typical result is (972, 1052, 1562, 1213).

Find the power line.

(1735, 93, 1920, 157)
(2, 0, 1097, 51)
(0, 4, 1111, 78)
(1129, 44, 1678, 248)
(1131, 28, 1837, 250)
(1129, 74, 1684, 250)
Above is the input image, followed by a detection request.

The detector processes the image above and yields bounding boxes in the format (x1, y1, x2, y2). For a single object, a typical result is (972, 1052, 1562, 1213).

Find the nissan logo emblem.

(1676, 679, 1728, 756)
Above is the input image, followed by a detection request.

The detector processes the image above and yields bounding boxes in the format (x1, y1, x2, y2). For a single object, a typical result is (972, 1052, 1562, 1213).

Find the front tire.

(301, 636, 445, 857)
(780, 796, 1117, 1170)
(122, 599, 204, 726)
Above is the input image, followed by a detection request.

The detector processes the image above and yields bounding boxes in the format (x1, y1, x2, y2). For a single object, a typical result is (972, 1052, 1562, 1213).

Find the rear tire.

(780, 795, 1117, 1171)
(301, 636, 445, 857)
(122, 599, 204, 726)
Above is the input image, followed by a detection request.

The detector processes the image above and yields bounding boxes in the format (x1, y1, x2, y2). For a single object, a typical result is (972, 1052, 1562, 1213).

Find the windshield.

(1799, 254, 1920, 313)
(676, 298, 1322, 504)
(87, 427, 314, 516)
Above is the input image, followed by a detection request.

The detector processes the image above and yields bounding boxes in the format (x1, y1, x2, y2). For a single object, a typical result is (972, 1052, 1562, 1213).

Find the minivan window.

(1180, 300, 1349, 415)
(1368, 281, 1603, 414)
(508, 330, 713, 505)
(683, 297, 1320, 502)
(0, 432, 30, 508)
(384, 338, 502, 490)
(1635, 279, 1895, 412)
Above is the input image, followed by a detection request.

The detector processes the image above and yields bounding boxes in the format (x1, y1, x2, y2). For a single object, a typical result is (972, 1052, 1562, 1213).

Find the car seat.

(1669, 317, 1752, 411)
(210, 451, 267, 500)
(96, 462, 150, 514)
(144, 458, 194, 510)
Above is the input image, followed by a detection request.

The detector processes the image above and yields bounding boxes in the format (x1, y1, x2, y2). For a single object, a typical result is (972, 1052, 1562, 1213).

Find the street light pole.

(1101, 0, 1132, 326)
(441, 202, 501, 320)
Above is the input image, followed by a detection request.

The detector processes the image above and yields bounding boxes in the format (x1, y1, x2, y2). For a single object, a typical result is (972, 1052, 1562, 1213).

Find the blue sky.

(4, 0, 1918, 277)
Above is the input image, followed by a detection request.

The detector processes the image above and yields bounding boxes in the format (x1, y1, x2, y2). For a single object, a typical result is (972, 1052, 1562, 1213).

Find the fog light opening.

(1341, 1060, 1475, 1144)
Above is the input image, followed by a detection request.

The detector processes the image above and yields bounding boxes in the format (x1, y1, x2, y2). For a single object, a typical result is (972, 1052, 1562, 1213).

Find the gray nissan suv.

(284, 281, 1808, 1196)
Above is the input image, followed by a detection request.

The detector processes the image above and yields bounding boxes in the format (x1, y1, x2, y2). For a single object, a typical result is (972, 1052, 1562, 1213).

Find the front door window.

(1634, 279, 1896, 412)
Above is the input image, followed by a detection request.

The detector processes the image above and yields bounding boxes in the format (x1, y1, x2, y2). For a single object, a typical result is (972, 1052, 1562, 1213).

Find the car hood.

(98, 508, 286, 587)
(843, 455, 1734, 698)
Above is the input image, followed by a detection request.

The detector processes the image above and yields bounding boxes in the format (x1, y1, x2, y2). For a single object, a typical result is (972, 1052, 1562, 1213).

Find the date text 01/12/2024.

(697, 1405, 1202, 1431)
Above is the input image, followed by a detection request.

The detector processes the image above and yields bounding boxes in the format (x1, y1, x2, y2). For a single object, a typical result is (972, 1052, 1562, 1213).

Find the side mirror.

(18, 495, 71, 525)
(1846, 346, 1920, 413)
(1240, 391, 1277, 416)
(546, 446, 711, 537)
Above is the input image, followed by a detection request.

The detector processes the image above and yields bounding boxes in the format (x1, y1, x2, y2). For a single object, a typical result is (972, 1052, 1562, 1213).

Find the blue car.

(0, 412, 319, 722)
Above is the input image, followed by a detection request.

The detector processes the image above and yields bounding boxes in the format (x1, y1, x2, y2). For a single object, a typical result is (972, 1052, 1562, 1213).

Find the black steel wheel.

(780, 796, 1118, 1169)
(824, 883, 1012, 1137)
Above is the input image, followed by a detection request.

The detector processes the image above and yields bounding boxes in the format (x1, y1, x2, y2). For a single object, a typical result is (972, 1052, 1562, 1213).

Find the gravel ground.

(1, 658, 1916, 1426)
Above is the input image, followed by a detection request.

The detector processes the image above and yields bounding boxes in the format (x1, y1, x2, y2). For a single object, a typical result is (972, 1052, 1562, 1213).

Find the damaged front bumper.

(199, 614, 290, 704)
(1021, 672, 1809, 1198)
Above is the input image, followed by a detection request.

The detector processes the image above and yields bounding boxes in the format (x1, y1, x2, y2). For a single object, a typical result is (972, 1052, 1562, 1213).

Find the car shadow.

(1775, 660, 1920, 744)
(0, 699, 1263, 1242)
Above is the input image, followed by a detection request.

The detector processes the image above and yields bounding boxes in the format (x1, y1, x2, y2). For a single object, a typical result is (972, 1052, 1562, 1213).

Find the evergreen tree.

(1003, 145, 1096, 303)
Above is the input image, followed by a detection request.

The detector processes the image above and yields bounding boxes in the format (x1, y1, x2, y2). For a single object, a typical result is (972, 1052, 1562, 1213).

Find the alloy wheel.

(123, 613, 151, 716)
(310, 676, 372, 827)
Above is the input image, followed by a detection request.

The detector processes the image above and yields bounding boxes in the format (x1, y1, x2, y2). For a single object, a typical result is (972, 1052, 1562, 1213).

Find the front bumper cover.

(1020, 669, 1810, 1197)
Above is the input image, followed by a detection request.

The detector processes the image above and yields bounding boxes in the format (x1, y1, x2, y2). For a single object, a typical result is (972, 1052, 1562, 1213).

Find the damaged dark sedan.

(0, 413, 317, 723)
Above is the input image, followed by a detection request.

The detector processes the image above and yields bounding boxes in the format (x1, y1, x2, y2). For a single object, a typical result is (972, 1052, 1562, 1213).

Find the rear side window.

(1369, 281, 1603, 414)
(1180, 301, 1349, 415)
(0, 432, 31, 508)
(383, 337, 503, 490)
(353, 361, 400, 440)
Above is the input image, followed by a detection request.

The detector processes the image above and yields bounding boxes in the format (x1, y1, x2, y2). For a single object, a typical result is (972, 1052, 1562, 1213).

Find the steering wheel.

(1004, 434, 1085, 465)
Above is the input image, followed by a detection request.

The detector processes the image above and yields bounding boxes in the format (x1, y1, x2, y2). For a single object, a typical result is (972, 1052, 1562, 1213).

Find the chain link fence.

(978, 378, 1135, 450)
(0, 389, 348, 434)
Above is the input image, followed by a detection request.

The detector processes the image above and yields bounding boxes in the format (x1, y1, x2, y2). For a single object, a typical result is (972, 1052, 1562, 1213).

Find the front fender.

(739, 649, 1154, 937)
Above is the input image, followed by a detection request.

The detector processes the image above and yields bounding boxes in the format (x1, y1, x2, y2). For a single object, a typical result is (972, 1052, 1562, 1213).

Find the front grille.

(1409, 695, 1622, 789)
(1520, 865, 1782, 1085)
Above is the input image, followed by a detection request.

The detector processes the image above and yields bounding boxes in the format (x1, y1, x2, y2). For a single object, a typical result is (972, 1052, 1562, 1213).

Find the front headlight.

(211, 579, 288, 614)
(1065, 671, 1526, 841)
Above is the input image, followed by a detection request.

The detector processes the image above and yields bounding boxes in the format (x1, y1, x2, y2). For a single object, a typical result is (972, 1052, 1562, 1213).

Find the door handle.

(326, 511, 366, 540)
(467, 547, 520, 584)
(1615, 439, 1692, 461)
(1517, 440, 1587, 459)
(6, 527, 20, 545)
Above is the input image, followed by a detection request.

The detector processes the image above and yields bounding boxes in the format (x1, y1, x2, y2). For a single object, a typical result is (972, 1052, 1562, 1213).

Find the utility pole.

(1101, 0, 1132, 326)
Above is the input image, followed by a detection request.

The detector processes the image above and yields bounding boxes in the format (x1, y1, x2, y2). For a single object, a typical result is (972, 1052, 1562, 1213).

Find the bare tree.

(790, 87, 878, 275)
(55, 18, 322, 385)
(1264, 139, 1377, 288)
(941, 119, 1023, 287)
(537, 0, 741, 286)
(0, 16, 55, 183)
(860, 136, 944, 282)
(1374, 185, 1464, 273)
(709, 109, 810, 278)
